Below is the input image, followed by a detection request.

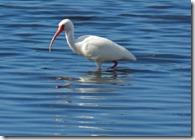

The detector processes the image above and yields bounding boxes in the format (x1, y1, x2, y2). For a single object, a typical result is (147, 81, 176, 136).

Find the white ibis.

(49, 19, 136, 71)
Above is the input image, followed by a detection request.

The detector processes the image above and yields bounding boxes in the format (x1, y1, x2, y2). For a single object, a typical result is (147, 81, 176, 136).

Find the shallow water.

(0, 0, 191, 136)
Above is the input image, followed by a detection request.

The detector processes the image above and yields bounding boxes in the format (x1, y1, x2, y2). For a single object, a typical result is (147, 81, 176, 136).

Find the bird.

(49, 19, 136, 71)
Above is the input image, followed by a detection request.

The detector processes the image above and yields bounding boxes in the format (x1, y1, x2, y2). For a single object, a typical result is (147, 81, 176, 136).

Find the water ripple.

(0, 0, 191, 136)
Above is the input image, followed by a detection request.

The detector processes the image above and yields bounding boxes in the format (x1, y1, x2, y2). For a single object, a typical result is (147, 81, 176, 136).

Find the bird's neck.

(65, 29, 77, 53)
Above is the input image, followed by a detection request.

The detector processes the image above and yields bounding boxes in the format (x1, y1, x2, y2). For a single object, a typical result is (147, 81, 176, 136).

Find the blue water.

(0, 0, 191, 136)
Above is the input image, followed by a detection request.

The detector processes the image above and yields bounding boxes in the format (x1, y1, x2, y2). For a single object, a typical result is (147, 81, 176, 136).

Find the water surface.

(0, 0, 191, 136)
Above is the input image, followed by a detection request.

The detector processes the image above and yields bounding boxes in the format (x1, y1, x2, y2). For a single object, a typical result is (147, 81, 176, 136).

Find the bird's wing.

(76, 35, 136, 62)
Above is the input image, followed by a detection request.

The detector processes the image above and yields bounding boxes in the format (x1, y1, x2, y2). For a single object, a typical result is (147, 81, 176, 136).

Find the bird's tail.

(128, 51, 137, 61)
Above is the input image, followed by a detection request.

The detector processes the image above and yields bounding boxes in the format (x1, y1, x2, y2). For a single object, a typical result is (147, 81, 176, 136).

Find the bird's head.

(49, 19, 73, 51)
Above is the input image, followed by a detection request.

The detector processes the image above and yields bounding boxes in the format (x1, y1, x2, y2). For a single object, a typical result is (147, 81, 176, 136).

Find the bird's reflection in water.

(53, 69, 135, 135)
(56, 69, 133, 93)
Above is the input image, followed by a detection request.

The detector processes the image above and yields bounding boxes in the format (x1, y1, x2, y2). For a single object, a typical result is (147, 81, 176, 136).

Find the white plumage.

(49, 19, 136, 71)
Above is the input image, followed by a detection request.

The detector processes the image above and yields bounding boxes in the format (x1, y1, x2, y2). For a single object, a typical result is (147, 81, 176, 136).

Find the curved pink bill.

(49, 25, 64, 51)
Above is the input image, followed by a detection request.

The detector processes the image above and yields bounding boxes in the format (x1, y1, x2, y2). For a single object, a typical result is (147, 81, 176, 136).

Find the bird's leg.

(95, 62, 102, 72)
(107, 61, 118, 71)
(111, 61, 118, 69)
